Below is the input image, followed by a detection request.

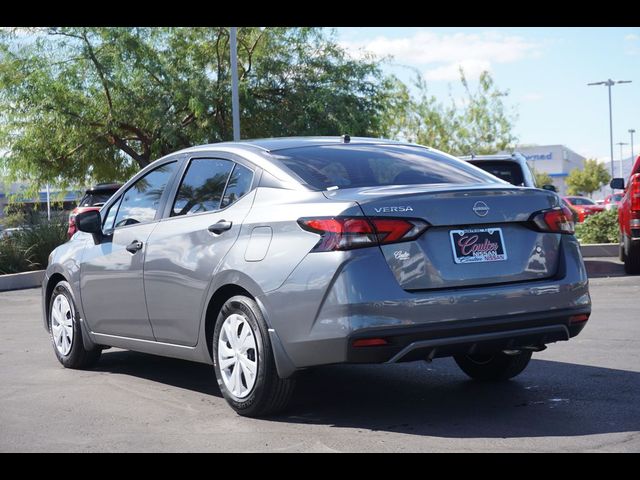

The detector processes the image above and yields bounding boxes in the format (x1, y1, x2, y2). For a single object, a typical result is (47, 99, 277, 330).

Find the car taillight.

(531, 206, 575, 234)
(630, 174, 640, 212)
(298, 217, 429, 251)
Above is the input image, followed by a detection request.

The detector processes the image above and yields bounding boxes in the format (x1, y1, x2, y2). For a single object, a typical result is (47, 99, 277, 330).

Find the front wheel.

(212, 295, 295, 417)
(454, 350, 532, 381)
(49, 281, 101, 369)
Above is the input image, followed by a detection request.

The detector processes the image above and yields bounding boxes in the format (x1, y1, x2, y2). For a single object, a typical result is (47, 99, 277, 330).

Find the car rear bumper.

(346, 307, 590, 364)
(262, 235, 590, 370)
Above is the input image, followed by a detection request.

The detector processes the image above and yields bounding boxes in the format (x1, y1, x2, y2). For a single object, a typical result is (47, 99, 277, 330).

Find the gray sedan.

(42, 137, 591, 417)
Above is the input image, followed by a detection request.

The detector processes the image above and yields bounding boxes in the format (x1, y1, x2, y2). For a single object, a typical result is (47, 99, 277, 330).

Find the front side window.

(172, 159, 234, 216)
(102, 196, 121, 232)
(114, 162, 178, 228)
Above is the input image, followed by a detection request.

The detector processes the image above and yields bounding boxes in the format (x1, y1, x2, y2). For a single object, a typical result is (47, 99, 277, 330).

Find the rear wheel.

(212, 295, 295, 417)
(623, 239, 640, 274)
(454, 350, 532, 381)
(49, 281, 101, 369)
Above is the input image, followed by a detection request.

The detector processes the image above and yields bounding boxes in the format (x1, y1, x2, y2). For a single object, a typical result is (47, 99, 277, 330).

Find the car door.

(79, 160, 179, 340)
(143, 157, 257, 346)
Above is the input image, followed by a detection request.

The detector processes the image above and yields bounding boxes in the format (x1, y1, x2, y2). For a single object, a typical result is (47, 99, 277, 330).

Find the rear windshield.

(270, 144, 498, 190)
(79, 190, 118, 207)
(468, 160, 525, 187)
(567, 197, 595, 206)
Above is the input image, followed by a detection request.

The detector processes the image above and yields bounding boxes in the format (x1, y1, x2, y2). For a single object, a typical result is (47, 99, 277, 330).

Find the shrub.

(0, 238, 36, 274)
(575, 208, 619, 244)
(0, 219, 68, 274)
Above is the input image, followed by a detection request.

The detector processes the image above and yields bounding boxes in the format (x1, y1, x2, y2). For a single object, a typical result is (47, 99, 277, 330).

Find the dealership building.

(501, 145, 586, 196)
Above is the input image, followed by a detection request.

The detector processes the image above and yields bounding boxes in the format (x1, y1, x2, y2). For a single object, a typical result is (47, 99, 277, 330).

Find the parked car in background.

(560, 197, 580, 224)
(611, 155, 640, 274)
(458, 153, 539, 188)
(44, 137, 590, 417)
(603, 193, 623, 211)
(68, 183, 122, 237)
(563, 196, 605, 223)
(0, 227, 25, 240)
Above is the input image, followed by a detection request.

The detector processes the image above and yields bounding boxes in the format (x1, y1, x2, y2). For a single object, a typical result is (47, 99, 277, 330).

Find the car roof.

(86, 183, 122, 193)
(177, 136, 411, 154)
(459, 154, 523, 162)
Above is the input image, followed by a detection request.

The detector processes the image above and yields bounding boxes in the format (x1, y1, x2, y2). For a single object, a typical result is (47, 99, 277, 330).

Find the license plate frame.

(449, 227, 508, 264)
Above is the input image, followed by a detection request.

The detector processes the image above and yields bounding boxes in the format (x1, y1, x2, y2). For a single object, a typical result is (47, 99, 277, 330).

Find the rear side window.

(567, 197, 595, 206)
(114, 161, 178, 227)
(468, 160, 524, 186)
(172, 159, 234, 216)
(270, 145, 496, 190)
(221, 164, 254, 208)
(80, 191, 117, 207)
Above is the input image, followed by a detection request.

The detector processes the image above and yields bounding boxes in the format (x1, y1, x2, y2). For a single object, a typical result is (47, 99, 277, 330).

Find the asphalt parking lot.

(1, 259, 639, 452)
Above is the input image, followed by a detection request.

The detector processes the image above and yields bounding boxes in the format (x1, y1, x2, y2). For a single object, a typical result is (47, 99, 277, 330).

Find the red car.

(563, 196, 606, 223)
(604, 193, 624, 211)
(68, 183, 121, 237)
(611, 155, 640, 274)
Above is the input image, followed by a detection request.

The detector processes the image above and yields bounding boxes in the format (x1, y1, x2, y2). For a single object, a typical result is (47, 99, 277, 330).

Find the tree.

(0, 27, 391, 189)
(380, 68, 518, 155)
(566, 159, 611, 197)
(531, 168, 554, 187)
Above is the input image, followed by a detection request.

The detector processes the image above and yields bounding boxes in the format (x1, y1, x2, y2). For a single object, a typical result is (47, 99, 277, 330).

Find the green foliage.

(566, 159, 611, 197)
(574, 208, 619, 244)
(531, 168, 554, 188)
(0, 27, 391, 190)
(0, 219, 68, 274)
(0, 238, 34, 274)
(379, 69, 517, 155)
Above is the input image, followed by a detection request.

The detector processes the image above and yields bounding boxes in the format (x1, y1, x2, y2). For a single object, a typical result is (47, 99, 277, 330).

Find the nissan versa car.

(43, 137, 591, 417)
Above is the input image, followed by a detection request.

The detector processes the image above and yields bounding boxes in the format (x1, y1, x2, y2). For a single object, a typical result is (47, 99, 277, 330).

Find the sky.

(332, 27, 640, 164)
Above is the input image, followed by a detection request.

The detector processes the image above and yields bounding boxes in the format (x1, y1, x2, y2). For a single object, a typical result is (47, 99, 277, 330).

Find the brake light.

(531, 206, 575, 234)
(298, 217, 429, 251)
(630, 174, 640, 212)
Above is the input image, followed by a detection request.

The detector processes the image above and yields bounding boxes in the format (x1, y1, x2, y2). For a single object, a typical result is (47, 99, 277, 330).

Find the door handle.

(126, 240, 143, 254)
(208, 220, 233, 235)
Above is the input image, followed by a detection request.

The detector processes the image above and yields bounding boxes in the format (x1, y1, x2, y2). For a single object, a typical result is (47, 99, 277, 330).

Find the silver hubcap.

(218, 313, 258, 399)
(51, 294, 74, 356)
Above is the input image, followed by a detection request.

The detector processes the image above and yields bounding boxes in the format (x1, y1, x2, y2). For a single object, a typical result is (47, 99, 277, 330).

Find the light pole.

(630, 129, 636, 163)
(616, 142, 628, 178)
(587, 79, 632, 182)
(230, 27, 240, 141)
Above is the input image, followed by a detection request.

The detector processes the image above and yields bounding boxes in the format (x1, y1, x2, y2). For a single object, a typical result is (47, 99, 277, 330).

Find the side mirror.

(76, 210, 103, 243)
(541, 184, 558, 193)
(610, 178, 625, 190)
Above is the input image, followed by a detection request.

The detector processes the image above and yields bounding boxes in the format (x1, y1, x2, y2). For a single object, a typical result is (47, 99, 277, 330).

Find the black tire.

(624, 239, 640, 274)
(619, 234, 626, 262)
(49, 281, 101, 369)
(454, 350, 532, 381)
(212, 295, 295, 417)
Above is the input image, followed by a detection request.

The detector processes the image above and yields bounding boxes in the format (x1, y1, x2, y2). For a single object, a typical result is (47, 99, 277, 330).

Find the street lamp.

(616, 142, 628, 177)
(587, 79, 632, 182)
(630, 129, 636, 164)
(230, 27, 240, 141)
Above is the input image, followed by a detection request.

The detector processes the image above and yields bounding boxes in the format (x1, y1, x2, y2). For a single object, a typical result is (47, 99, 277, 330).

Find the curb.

(580, 243, 618, 258)
(0, 270, 45, 292)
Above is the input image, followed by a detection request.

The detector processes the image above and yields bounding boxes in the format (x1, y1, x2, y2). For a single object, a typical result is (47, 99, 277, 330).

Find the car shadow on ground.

(584, 258, 627, 278)
(95, 350, 639, 439)
(95, 350, 222, 397)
